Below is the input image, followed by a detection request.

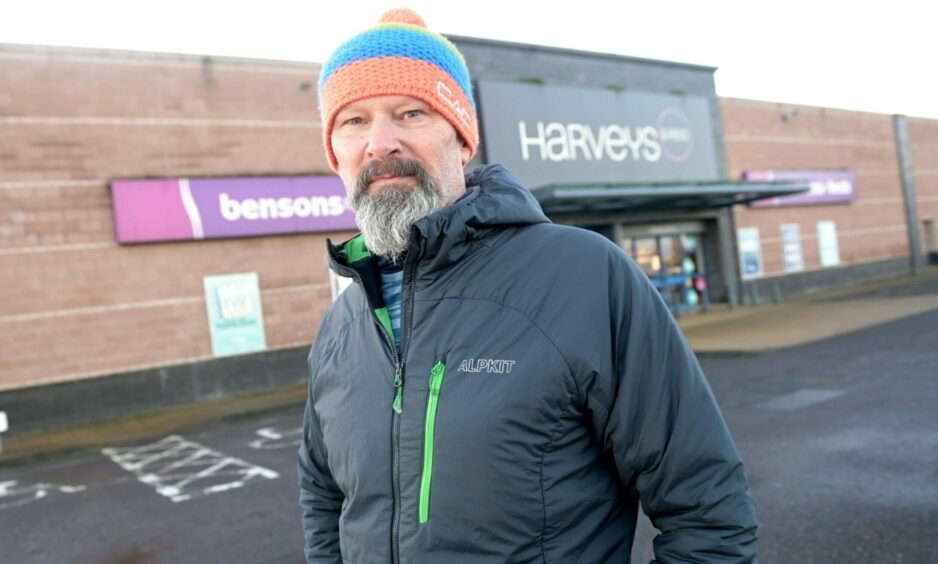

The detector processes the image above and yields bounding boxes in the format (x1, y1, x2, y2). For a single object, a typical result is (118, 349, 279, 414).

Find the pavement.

(678, 266, 938, 353)
(2, 266, 936, 464)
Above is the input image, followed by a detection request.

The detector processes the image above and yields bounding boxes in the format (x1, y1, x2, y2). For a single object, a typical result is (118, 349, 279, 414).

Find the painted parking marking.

(249, 426, 303, 450)
(102, 435, 278, 503)
(0, 480, 86, 510)
(756, 388, 846, 411)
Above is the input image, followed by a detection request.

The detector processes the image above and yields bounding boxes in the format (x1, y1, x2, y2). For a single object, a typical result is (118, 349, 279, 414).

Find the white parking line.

(249, 426, 303, 450)
(102, 435, 278, 503)
(756, 389, 846, 411)
(0, 480, 86, 510)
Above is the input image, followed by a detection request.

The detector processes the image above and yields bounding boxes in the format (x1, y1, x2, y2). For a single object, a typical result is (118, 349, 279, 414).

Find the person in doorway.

(299, 8, 757, 563)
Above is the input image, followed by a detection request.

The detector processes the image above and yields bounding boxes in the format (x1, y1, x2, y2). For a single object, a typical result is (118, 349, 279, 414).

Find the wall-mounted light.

(781, 108, 799, 122)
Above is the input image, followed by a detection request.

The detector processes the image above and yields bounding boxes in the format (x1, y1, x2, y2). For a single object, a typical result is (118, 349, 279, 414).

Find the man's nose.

(365, 117, 402, 160)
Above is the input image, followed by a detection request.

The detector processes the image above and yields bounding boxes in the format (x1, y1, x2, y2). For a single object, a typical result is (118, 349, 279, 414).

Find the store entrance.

(619, 224, 710, 315)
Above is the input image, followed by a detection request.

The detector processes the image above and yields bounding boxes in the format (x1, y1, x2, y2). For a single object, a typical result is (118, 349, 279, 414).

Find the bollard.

(0, 411, 7, 455)
(925, 218, 937, 265)
(748, 283, 760, 306)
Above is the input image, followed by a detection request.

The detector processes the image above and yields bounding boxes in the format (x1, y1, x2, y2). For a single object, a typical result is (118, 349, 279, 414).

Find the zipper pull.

(392, 363, 403, 414)
(429, 361, 445, 393)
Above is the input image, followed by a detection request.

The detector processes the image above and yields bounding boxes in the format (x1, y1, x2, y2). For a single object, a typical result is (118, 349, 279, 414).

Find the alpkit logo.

(457, 358, 516, 374)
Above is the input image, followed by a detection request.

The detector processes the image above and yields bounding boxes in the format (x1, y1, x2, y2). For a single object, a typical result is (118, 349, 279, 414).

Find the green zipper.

(419, 361, 446, 524)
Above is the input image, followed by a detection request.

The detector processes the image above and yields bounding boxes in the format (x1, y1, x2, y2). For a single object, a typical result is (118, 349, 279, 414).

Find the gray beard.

(350, 159, 445, 265)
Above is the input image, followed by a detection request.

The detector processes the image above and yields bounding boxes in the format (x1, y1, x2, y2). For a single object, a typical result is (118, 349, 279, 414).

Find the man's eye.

(403, 110, 424, 119)
(341, 117, 363, 126)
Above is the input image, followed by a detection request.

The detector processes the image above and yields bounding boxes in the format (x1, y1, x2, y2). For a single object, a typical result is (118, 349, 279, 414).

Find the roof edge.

(445, 34, 718, 73)
(0, 42, 319, 70)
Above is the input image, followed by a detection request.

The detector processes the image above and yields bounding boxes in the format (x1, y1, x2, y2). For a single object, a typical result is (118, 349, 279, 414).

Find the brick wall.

(0, 44, 345, 391)
(722, 98, 909, 276)
(4, 44, 937, 392)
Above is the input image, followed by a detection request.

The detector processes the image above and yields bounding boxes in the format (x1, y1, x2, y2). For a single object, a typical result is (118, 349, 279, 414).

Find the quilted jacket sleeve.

(298, 345, 344, 563)
(588, 253, 759, 563)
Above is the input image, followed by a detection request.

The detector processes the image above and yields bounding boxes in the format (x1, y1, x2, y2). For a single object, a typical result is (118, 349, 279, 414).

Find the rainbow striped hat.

(318, 8, 479, 172)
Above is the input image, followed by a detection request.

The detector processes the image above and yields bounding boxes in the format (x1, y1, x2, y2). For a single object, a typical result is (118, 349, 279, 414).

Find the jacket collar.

(330, 164, 549, 277)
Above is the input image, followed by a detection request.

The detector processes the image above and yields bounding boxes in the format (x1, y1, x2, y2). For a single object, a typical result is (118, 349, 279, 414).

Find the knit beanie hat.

(317, 8, 479, 172)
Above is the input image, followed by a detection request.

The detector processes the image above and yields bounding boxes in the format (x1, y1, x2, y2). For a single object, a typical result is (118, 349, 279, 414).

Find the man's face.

(330, 95, 471, 262)
(331, 95, 470, 205)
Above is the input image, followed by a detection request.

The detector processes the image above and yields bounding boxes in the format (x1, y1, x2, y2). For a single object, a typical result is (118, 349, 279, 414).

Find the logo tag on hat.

(437, 81, 472, 127)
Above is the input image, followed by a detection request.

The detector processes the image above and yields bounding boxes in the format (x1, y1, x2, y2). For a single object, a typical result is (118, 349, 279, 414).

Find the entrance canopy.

(532, 180, 810, 214)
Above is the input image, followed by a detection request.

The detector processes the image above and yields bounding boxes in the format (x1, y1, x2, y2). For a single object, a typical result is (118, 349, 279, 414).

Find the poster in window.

(817, 221, 841, 267)
(329, 270, 354, 302)
(779, 223, 804, 272)
(737, 227, 764, 279)
(203, 272, 267, 356)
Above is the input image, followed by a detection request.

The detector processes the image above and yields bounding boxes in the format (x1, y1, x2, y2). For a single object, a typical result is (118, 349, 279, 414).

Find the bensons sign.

(110, 176, 357, 244)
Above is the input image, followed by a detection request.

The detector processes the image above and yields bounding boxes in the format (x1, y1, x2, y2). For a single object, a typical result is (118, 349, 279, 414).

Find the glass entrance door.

(620, 232, 709, 314)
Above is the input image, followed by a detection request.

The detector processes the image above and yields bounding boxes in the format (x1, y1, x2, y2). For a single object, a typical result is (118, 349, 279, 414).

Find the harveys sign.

(477, 81, 719, 189)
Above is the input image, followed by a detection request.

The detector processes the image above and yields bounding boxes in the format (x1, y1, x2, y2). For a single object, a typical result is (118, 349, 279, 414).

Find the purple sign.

(743, 170, 857, 207)
(110, 176, 358, 244)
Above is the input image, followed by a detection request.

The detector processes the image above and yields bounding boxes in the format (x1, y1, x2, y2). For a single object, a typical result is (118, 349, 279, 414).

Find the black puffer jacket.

(298, 164, 757, 563)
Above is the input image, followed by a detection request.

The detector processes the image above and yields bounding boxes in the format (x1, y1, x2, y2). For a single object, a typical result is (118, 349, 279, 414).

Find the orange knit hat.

(318, 9, 479, 172)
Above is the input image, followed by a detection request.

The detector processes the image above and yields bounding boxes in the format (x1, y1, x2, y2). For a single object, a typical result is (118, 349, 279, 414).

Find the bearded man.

(299, 9, 758, 563)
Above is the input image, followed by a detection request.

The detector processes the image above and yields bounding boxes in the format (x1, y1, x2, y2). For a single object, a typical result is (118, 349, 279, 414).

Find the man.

(299, 8, 757, 563)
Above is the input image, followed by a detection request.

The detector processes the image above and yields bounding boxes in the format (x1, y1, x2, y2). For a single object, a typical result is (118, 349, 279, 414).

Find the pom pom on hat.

(317, 8, 479, 172)
(378, 8, 427, 27)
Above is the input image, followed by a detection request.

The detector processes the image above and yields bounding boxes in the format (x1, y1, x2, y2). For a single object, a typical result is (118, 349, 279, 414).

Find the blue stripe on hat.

(318, 27, 475, 111)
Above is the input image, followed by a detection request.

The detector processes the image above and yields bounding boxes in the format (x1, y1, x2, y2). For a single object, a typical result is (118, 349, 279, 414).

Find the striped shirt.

(378, 258, 404, 346)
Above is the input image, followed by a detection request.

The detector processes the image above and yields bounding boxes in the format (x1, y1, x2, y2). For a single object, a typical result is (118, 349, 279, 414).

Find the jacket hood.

(417, 164, 549, 237)
(330, 164, 550, 275)
(413, 164, 551, 274)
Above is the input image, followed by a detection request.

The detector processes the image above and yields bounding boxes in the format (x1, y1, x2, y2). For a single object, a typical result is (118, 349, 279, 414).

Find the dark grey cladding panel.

(449, 36, 718, 97)
(476, 81, 720, 187)
(449, 36, 728, 181)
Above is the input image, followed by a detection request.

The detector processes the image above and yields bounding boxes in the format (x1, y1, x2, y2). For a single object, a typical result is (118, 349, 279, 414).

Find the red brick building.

(1, 41, 935, 431)
(723, 99, 936, 286)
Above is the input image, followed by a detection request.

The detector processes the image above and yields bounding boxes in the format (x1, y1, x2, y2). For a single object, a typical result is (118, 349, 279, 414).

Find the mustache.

(356, 158, 429, 193)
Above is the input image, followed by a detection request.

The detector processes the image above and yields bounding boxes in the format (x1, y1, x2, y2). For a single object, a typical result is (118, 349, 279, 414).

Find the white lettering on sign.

(518, 121, 671, 163)
(219, 193, 345, 222)
(437, 81, 472, 127)
(807, 179, 853, 197)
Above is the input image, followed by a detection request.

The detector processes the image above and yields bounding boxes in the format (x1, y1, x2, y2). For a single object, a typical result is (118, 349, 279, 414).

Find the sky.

(2, 0, 936, 118)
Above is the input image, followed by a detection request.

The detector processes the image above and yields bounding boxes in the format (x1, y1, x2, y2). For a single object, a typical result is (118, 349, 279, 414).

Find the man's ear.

(459, 138, 472, 167)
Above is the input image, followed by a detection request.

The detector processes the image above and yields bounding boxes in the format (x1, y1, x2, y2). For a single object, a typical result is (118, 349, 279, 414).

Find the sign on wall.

(779, 223, 804, 273)
(743, 171, 856, 207)
(203, 272, 267, 357)
(737, 227, 764, 279)
(111, 176, 358, 244)
(477, 81, 719, 189)
(817, 221, 841, 267)
(329, 270, 353, 302)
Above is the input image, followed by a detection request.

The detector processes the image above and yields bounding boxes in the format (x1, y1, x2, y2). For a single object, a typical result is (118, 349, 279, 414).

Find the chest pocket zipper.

(419, 361, 446, 524)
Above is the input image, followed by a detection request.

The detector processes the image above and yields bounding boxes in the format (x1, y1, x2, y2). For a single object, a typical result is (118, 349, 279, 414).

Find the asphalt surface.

(2, 298, 937, 562)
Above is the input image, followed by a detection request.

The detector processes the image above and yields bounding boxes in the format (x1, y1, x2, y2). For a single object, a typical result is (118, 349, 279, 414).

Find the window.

(737, 227, 764, 279)
(817, 221, 840, 267)
(779, 224, 804, 272)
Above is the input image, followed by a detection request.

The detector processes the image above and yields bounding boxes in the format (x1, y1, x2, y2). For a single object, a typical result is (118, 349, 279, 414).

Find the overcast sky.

(3, 0, 935, 118)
